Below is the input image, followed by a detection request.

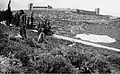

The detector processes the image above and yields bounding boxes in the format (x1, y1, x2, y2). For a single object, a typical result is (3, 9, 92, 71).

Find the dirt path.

(53, 34, 120, 52)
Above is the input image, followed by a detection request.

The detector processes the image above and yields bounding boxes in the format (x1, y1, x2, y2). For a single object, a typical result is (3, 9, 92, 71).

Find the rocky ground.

(0, 10, 120, 73)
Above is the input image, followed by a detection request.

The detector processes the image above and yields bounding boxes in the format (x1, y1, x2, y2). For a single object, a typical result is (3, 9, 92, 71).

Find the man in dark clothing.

(37, 22, 42, 34)
(30, 11, 34, 27)
(19, 10, 27, 39)
(14, 11, 20, 27)
(5, 0, 13, 26)
(38, 28, 45, 43)
(38, 29, 45, 43)
(26, 16, 30, 29)
(0, 0, 13, 24)
(37, 22, 44, 43)
(44, 19, 52, 35)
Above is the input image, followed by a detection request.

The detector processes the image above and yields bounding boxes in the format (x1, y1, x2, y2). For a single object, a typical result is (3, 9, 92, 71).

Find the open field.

(51, 19, 120, 49)
(0, 9, 120, 73)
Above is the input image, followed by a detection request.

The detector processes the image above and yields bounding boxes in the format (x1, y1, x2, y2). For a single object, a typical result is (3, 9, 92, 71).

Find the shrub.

(13, 51, 30, 66)
(93, 60, 111, 73)
(25, 38, 37, 47)
(35, 53, 74, 73)
(107, 55, 120, 70)
(64, 49, 94, 73)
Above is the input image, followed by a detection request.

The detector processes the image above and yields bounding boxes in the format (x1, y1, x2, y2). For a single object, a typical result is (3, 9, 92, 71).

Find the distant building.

(109, 16, 118, 20)
(28, 3, 52, 10)
(76, 9, 96, 15)
(95, 8, 100, 15)
(71, 8, 100, 15)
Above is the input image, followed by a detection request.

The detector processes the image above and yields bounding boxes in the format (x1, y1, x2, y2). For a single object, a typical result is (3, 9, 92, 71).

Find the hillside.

(0, 9, 120, 73)
(24, 9, 110, 20)
(23, 9, 120, 48)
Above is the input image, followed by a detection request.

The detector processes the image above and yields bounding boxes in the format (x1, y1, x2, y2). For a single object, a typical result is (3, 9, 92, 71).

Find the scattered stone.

(14, 34, 22, 38)
(68, 43, 76, 47)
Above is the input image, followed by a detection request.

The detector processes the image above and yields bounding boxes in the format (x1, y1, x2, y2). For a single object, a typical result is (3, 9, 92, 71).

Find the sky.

(0, 0, 120, 16)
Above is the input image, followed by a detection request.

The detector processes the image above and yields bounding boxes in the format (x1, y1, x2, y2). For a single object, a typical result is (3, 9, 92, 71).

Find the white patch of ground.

(75, 33, 116, 43)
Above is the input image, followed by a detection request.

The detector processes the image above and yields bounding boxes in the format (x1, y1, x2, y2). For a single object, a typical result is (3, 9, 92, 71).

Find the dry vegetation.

(0, 10, 120, 74)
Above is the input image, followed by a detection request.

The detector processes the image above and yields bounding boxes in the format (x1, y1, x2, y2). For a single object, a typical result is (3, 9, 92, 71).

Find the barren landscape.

(0, 9, 120, 73)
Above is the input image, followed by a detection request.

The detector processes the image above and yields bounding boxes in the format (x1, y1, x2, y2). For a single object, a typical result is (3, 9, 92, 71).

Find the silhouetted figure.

(26, 16, 30, 29)
(5, 0, 13, 26)
(30, 11, 34, 27)
(19, 10, 27, 39)
(38, 27, 45, 43)
(37, 22, 42, 42)
(44, 19, 52, 35)
(0, 0, 13, 23)
(37, 22, 42, 34)
(14, 11, 20, 27)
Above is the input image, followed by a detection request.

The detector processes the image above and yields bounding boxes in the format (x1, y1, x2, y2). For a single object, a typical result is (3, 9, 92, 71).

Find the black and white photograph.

(0, 0, 120, 73)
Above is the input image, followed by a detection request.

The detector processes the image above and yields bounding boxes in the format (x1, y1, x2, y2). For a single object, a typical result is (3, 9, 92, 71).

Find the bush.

(107, 55, 120, 70)
(93, 60, 111, 73)
(64, 49, 95, 73)
(13, 51, 30, 66)
(25, 38, 37, 47)
(35, 53, 74, 73)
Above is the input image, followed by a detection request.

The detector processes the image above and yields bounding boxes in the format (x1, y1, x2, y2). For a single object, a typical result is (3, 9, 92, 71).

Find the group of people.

(37, 18, 52, 42)
(13, 10, 34, 39)
(13, 10, 52, 42)
(14, 10, 34, 28)
(0, 0, 53, 43)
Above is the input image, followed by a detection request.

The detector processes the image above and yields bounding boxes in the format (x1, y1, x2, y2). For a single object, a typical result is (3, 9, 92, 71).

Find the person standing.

(44, 19, 52, 35)
(19, 10, 27, 39)
(38, 27, 45, 43)
(30, 11, 34, 27)
(6, 0, 13, 26)
(14, 12, 20, 27)
(37, 22, 45, 43)
(26, 16, 30, 29)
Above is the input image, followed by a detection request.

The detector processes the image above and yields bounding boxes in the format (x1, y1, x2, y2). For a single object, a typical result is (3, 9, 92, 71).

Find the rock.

(68, 43, 76, 47)
(14, 34, 22, 38)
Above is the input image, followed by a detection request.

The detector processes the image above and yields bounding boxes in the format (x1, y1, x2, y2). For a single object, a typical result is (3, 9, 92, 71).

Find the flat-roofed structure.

(28, 3, 52, 10)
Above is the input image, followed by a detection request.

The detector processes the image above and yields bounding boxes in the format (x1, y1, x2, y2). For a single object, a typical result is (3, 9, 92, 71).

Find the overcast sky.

(0, 0, 120, 16)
